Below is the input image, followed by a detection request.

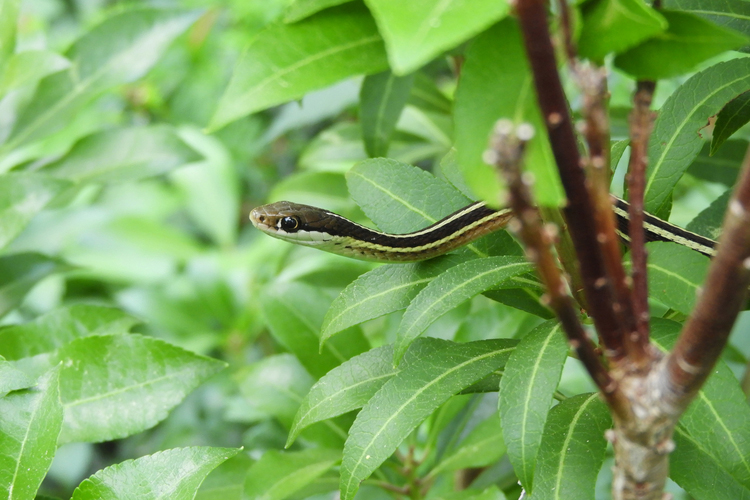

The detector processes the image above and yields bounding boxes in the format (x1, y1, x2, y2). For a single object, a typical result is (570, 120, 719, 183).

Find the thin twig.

(627, 80, 657, 361)
(487, 120, 625, 416)
(515, 0, 626, 363)
(665, 144, 750, 407)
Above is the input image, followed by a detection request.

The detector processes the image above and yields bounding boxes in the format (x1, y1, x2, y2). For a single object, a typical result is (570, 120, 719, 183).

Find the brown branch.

(627, 81, 657, 360)
(664, 144, 750, 407)
(515, 0, 626, 363)
(487, 120, 626, 416)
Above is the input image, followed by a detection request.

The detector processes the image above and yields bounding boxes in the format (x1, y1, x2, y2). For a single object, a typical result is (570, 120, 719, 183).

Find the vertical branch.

(664, 145, 750, 407)
(578, 67, 646, 367)
(627, 81, 657, 353)
(487, 121, 625, 415)
(515, 0, 626, 363)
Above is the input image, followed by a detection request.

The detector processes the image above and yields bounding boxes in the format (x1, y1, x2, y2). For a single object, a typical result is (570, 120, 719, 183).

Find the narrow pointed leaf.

(288, 346, 395, 445)
(711, 91, 750, 154)
(0, 304, 140, 360)
(243, 449, 340, 500)
(454, 19, 563, 207)
(498, 320, 567, 492)
(644, 241, 709, 315)
(321, 254, 469, 342)
(210, 4, 387, 130)
(289, 339, 449, 446)
(4, 9, 200, 150)
(340, 338, 517, 500)
(360, 70, 414, 157)
(395, 256, 533, 362)
(0, 173, 71, 250)
(71, 447, 239, 500)
(528, 393, 611, 500)
(651, 319, 750, 491)
(363, 0, 510, 74)
(0, 368, 62, 500)
(645, 57, 750, 217)
(55, 334, 226, 444)
(43, 126, 200, 183)
(259, 281, 369, 379)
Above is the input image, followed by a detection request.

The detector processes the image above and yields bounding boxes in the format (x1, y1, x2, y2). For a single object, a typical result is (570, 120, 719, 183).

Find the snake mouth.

(249, 208, 270, 230)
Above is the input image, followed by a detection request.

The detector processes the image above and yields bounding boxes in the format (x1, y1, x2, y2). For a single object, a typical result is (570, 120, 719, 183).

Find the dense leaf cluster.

(1, 0, 750, 499)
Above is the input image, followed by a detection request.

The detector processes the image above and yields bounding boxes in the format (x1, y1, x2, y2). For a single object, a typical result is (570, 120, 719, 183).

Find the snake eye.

(279, 216, 299, 231)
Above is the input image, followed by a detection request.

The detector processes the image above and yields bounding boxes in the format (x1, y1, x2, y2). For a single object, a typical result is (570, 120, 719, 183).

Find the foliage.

(1, 0, 750, 499)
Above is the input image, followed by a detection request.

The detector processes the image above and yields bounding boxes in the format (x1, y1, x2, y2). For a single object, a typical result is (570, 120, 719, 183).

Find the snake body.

(250, 197, 717, 262)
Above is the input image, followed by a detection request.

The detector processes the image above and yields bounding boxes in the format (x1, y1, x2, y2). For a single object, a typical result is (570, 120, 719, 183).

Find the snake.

(249, 197, 717, 262)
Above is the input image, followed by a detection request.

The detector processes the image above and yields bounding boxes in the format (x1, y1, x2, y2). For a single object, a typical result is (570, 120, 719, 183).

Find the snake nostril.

(259, 215, 265, 222)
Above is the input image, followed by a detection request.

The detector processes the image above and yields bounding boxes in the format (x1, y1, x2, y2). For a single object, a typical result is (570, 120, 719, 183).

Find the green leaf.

(0, 252, 70, 318)
(688, 139, 746, 187)
(429, 414, 506, 476)
(3, 9, 200, 151)
(210, 4, 388, 131)
(363, 0, 510, 74)
(360, 70, 415, 157)
(527, 393, 611, 500)
(43, 126, 200, 184)
(651, 319, 750, 493)
(243, 448, 340, 500)
(340, 338, 516, 500)
(454, 19, 564, 207)
(498, 320, 567, 492)
(0, 368, 63, 500)
(71, 447, 239, 500)
(0, 173, 71, 250)
(408, 72, 452, 115)
(686, 188, 730, 240)
(0, 304, 139, 360)
(672, 428, 750, 500)
(0, 0, 19, 71)
(644, 241, 709, 315)
(0, 356, 34, 395)
(284, 0, 354, 22)
(395, 256, 533, 362)
(712, 91, 750, 154)
(236, 354, 314, 427)
(664, 0, 750, 51)
(644, 57, 750, 217)
(288, 346, 396, 445)
(0, 50, 71, 97)
(346, 158, 519, 258)
(578, 0, 667, 62)
(259, 281, 369, 379)
(288, 339, 450, 445)
(615, 10, 749, 80)
(195, 453, 254, 500)
(55, 334, 226, 444)
(321, 254, 469, 342)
